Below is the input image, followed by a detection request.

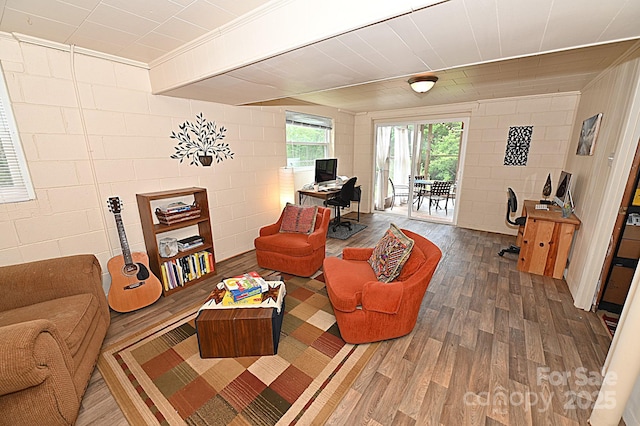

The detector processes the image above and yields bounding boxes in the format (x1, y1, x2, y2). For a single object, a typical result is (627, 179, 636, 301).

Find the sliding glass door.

(374, 123, 416, 214)
(374, 118, 466, 222)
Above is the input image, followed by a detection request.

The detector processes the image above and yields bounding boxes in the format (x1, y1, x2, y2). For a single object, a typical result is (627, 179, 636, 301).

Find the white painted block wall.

(0, 36, 354, 294)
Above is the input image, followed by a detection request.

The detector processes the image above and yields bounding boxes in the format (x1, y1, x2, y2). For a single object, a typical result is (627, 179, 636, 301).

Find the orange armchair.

(255, 206, 331, 277)
(323, 229, 442, 344)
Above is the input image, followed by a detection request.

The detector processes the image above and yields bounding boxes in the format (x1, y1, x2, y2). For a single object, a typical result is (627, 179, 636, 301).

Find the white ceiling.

(0, 0, 272, 63)
(2, 0, 640, 112)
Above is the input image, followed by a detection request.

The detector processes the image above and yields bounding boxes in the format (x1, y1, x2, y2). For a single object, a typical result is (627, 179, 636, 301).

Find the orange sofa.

(255, 206, 331, 277)
(323, 229, 442, 344)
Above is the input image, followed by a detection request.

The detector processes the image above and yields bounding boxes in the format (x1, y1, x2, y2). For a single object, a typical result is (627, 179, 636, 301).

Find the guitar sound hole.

(122, 263, 139, 277)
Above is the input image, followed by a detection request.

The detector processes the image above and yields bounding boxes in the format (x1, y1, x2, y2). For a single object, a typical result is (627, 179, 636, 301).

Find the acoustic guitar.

(107, 197, 162, 312)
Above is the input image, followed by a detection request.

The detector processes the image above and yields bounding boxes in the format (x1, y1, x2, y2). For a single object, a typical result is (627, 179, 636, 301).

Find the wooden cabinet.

(196, 304, 284, 358)
(517, 200, 581, 279)
(136, 187, 215, 296)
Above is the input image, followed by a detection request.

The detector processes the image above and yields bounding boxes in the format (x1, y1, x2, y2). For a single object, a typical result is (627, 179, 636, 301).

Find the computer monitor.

(554, 171, 573, 206)
(315, 158, 337, 185)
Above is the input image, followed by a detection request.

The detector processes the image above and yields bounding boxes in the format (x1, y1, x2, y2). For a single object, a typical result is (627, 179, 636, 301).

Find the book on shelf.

(157, 201, 195, 214)
(159, 250, 214, 290)
(177, 235, 204, 251)
(178, 235, 203, 245)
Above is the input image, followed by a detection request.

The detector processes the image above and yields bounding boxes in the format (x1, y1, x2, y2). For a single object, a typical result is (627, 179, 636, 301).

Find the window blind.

(285, 111, 333, 130)
(0, 66, 34, 203)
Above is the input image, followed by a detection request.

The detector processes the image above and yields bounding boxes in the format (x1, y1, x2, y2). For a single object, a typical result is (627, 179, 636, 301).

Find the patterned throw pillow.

(279, 203, 318, 234)
(368, 223, 415, 283)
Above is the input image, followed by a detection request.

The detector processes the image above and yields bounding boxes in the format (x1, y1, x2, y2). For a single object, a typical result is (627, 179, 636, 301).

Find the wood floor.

(76, 212, 615, 426)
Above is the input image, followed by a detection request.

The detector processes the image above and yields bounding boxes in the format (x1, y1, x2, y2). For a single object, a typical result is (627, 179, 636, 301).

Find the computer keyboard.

(535, 204, 549, 210)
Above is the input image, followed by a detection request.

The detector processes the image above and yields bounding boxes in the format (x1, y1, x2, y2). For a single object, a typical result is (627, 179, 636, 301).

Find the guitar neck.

(114, 213, 134, 265)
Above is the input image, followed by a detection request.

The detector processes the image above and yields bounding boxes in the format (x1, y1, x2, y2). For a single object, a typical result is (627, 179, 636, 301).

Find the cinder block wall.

(0, 36, 354, 293)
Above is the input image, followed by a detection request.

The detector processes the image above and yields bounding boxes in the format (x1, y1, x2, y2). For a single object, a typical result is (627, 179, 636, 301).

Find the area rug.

(98, 274, 378, 426)
(327, 223, 367, 240)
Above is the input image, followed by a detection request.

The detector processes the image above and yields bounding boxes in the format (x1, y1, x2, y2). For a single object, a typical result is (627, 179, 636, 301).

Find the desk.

(298, 186, 361, 221)
(517, 200, 581, 279)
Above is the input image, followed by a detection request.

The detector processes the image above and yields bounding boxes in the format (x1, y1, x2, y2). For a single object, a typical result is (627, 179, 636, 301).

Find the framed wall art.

(576, 113, 603, 156)
(504, 125, 533, 166)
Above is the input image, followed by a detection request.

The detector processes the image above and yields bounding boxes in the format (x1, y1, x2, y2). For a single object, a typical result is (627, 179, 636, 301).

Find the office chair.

(325, 177, 357, 232)
(498, 188, 527, 257)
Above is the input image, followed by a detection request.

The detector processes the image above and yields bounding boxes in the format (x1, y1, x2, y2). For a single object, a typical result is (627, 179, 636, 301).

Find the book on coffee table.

(223, 271, 268, 302)
(199, 279, 286, 313)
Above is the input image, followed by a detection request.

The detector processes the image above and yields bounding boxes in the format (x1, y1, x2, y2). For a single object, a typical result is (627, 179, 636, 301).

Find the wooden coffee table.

(196, 303, 285, 358)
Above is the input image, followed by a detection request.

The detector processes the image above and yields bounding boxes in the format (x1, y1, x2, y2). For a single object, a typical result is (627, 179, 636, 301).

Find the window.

(0, 66, 34, 203)
(285, 111, 332, 167)
(422, 121, 462, 182)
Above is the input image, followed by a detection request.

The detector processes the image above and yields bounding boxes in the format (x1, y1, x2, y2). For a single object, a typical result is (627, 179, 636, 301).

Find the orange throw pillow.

(279, 203, 318, 234)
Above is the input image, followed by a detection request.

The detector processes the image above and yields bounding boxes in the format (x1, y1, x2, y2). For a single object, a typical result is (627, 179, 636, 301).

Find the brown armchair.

(255, 206, 331, 277)
(323, 229, 442, 344)
(0, 255, 110, 425)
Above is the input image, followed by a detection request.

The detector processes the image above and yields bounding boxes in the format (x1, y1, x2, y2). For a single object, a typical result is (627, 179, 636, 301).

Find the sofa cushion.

(0, 294, 100, 357)
(368, 223, 414, 283)
(324, 257, 377, 312)
(397, 245, 426, 281)
(255, 232, 315, 256)
(279, 203, 318, 234)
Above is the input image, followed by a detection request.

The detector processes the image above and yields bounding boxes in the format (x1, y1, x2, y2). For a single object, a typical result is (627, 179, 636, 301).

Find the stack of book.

(199, 271, 285, 310)
(160, 250, 214, 291)
(178, 235, 204, 252)
(223, 271, 269, 303)
(155, 201, 201, 225)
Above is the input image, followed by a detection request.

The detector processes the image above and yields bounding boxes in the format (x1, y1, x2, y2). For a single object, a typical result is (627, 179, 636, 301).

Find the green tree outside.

(286, 124, 329, 167)
(424, 122, 462, 182)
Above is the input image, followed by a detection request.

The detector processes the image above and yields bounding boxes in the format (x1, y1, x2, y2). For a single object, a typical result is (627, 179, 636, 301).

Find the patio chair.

(428, 181, 453, 214)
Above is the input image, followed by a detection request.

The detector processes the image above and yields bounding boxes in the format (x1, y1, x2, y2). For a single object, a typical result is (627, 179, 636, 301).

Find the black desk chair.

(498, 188, 527, 256)
(325, 177, 357, 232)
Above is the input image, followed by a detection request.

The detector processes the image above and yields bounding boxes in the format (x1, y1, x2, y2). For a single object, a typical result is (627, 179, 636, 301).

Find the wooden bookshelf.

(136, 187, 215, 296)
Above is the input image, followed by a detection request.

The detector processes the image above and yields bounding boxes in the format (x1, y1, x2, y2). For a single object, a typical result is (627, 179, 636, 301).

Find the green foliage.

(425, 122, 461, 181)
(286, 125, 326, 143)
(286, 124, 329, 167)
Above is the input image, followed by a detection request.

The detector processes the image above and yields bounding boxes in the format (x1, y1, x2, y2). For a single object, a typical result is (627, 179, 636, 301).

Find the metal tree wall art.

(170, 113, 234, 166)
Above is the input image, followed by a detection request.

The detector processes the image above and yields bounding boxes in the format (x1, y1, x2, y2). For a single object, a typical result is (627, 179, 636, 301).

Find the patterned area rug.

(327, 223, 367, 240)
(98, 273, 378, 426)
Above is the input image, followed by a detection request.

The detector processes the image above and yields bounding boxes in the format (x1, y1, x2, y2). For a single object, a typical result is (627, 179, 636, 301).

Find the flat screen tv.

(315, 158, 337, 184)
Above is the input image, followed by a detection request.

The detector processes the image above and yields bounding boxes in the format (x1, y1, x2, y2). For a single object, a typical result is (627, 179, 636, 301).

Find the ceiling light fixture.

(408, 75, 438, 93)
